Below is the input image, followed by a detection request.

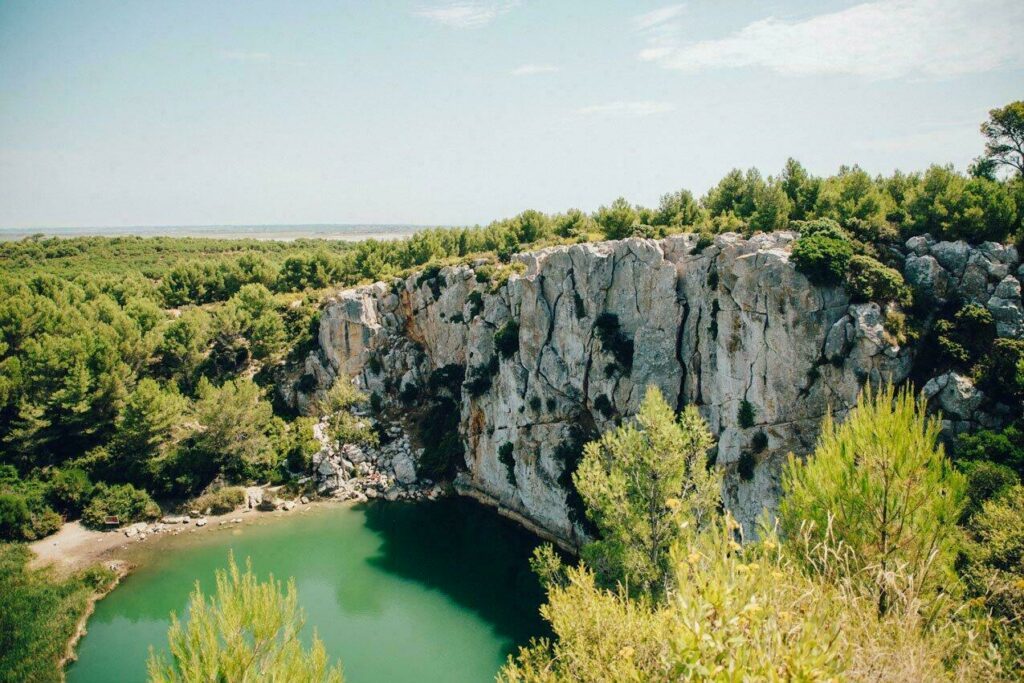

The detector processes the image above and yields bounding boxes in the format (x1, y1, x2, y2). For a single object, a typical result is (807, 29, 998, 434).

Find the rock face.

(286, 232, 1022, 545)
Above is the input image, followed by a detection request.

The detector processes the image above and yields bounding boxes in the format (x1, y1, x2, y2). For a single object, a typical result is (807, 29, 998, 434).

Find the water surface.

(67, 499, 547, 682)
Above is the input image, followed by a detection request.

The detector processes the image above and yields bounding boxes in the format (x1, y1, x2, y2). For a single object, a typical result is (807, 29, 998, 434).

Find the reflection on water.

(67, 498, 547, 683)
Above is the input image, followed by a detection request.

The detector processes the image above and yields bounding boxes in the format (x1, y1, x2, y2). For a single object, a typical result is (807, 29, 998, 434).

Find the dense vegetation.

(501, 385, 1023, 680)
(0, 544, 116, 683)
(1, 101, 1022, 680)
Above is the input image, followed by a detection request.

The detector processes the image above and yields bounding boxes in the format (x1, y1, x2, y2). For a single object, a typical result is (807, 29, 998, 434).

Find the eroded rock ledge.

(281, 232, 1022, 545)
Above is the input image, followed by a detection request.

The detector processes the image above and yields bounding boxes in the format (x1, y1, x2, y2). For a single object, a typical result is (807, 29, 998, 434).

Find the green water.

(66, 498, 548, 682)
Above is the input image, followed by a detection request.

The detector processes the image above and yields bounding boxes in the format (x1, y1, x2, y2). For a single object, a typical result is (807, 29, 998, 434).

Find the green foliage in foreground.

(148, 554, 343, 683)
(574, 388, 718, 599)
(504, 383, 1017, 681)
(0, 544, 116, 683)
(780, 385, 966, 616)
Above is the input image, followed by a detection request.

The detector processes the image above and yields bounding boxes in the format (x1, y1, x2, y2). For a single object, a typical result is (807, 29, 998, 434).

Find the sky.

(0, 0, 1022, 229)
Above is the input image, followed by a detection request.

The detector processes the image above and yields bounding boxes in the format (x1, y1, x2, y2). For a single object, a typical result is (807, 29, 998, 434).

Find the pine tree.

(148, 554, 343, 682)
(574, 386, 718, 599)
(779, 384, 966, 615)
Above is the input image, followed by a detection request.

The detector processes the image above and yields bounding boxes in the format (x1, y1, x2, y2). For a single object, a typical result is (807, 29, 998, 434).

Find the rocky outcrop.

(310, 419, 445, 503)
(287, 232, 1022, 546)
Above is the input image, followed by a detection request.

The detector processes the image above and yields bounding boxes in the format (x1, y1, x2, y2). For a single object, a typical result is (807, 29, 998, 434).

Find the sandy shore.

(28, 500, 342, 576)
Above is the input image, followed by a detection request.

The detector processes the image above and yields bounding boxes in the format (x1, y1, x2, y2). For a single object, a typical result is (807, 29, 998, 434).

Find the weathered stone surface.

(933, 373, 984, 419)
(289, 233, 1021, 546)
(905, 255, 953, 304)
(988, 275, 1024, 338)
(930, 240, 970, 277)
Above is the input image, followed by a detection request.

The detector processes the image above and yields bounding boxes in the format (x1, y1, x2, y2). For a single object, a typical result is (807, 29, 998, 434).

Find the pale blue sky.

(1, 0, 1021, 229)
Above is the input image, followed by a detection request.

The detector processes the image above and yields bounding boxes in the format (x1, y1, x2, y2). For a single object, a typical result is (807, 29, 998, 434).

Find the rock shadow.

(360, 497, 550, 647)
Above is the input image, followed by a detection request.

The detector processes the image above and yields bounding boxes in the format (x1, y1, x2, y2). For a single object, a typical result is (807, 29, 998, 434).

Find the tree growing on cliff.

(573, 386, 719, 599)
(779, 384, 966, 616)
(148, 554, 344, 683)
(980, 100, 1024, 178)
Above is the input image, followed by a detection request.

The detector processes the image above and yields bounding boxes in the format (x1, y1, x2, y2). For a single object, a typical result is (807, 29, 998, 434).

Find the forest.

(1, 101, 1023, 681)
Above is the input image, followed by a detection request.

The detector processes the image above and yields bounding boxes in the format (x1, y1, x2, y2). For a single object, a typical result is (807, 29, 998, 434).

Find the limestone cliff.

(282, 232, 1022, 545)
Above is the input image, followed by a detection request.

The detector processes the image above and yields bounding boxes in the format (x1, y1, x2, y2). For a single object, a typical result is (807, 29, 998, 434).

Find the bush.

(467, 290, 484, 318)
(977, 338, 1024, 403)
(81, 483, 160, 528)
(498, 442, 516, 486)
(47, 468, 94, 517)
(190, 487, 245, 515)
(846, 254, 911, 305)
(959, 486, 1024, 666)
(751, 431, 768, 452)
(494, 321, 520, 359)
(959, 460, 1019, 519)
(790, 233, 853, 286)
(593, 394, 615, 419)
(416, 398, 463, 480)
(465, 356, 499, 398)
(594, 313, 634, 373)
(0, 494, 30, 540)
(957, 423, 1024, 478)
(738, 400, 756, 428)
(0, 544, 117, 683)
(285, 417, 320, 473)
(793, 217, 848, 240)
(738, 451, 757, 480)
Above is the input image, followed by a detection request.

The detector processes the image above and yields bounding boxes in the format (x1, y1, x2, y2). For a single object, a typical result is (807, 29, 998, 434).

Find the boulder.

(392, 452, 417, 485)
(930, 241, 971, 276)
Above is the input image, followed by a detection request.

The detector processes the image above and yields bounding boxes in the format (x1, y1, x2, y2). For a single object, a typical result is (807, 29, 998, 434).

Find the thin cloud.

(632, 4, 685, 31)
(577, 101, 675, 118)
(220, 51, 307, 67)
(637, 0, 1024, 80)
(413, 1, 520, 29)
(511, 64, 560, 76)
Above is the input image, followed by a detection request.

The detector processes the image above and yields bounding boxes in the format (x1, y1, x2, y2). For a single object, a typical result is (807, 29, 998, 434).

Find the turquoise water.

(66, 499, 547, 682)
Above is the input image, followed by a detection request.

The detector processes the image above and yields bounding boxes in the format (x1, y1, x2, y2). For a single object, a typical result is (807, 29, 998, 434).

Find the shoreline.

(57, 560, 130, 677)
(30, 498, 357, 680)
(28, 498, 352, 576)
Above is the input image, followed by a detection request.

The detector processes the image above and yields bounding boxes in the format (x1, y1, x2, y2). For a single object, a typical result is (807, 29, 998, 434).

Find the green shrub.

(845, 254, 911, 305)
(465, 356, 499, 398)
(790, 234, 853, 286)
(467, 290, 484, 318)
(957, 423, 1024, 478)
(285, 417, 320, 473)
(959, 486, 1024, 666)
(495, 321, 520, 359)
(573, 293, 586, 319)
(738, 452, 757, 480)
(498, 442, 516, 486)
(594, 394, 615, 419)
(978, 339, 1024, 403)
(959, 460, 1019, 519)
(0, 544, 117, 683)
(793, 217, 848, 240)
(751, 431, 768, 453)
(0, 494, 30, 541)
(47, 468, 94, 517)
(366, 355, 382, 375)
(416, 398, 463, 480)
(738, 400, 756, 428)
(595, 313, 633, 372)
(81, 483, 160, 528)
(190, 487, 245, 515)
